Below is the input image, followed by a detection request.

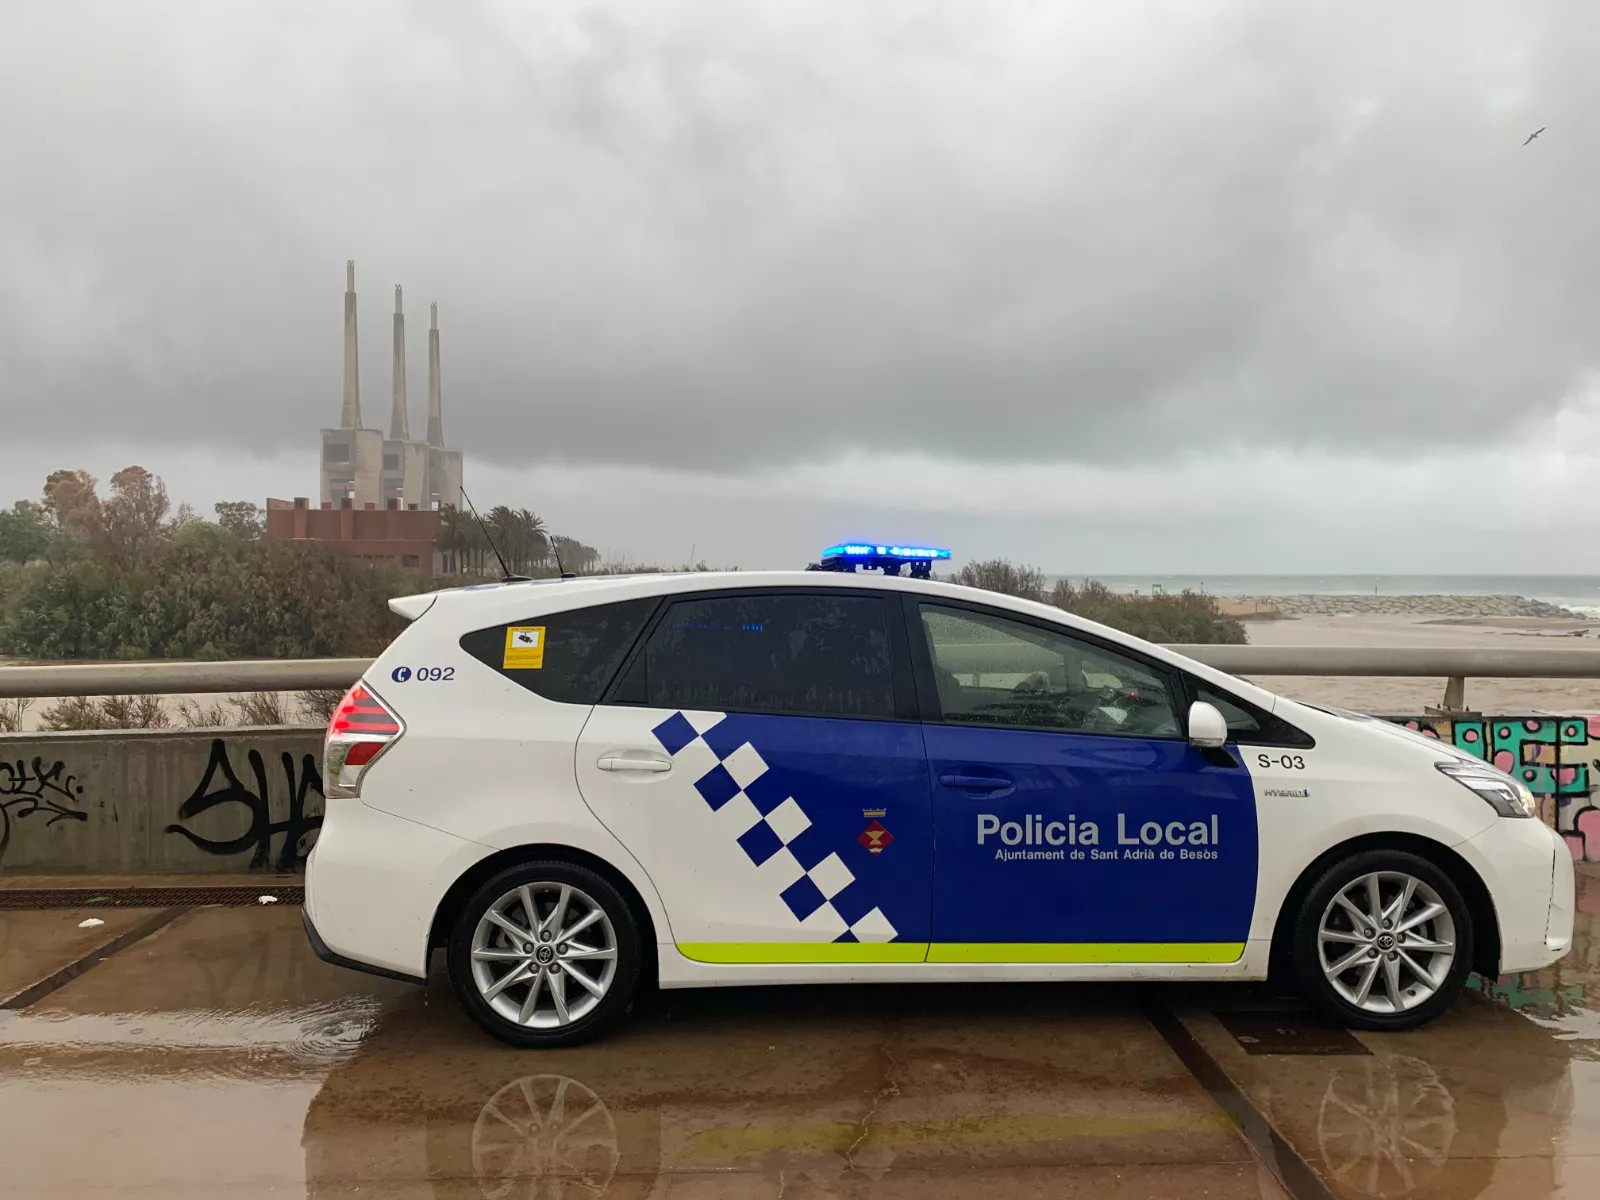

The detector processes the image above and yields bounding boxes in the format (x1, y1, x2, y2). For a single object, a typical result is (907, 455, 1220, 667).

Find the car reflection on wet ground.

(0, 870, 1596, 1200)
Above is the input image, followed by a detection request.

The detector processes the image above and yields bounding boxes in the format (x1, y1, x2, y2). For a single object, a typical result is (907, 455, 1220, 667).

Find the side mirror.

(1188, 701, 1229, 749)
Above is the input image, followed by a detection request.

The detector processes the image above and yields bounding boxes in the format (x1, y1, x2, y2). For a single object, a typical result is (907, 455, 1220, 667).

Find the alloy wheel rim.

(470, 882, 618, 1028)
(1317, 871, 1457, 1015)
(471, 1074, 620, 1198)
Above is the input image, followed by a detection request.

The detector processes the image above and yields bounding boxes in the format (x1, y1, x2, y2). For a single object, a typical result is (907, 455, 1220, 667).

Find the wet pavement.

(0, 872, 1596, 1199)
(0, 908, 161, 1000)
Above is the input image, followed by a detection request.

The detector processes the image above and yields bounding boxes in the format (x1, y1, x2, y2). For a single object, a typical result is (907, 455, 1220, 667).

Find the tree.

(0, 561, 144, 658)
(485, 505, 518, 574)
(173, 521, 237, 554)
(516, 508, 549, 570)
(0, 501, 56, 563)
(41, 469, 101, 542)
(461, 519, 490, 575)
(0, 465, 632, 661)
(554, 535, 600, 573)
(99, 466, 170, 569)
(436, 504, 468, 574)
(214, 500, 264, 540)
(479, 505, 550, 576)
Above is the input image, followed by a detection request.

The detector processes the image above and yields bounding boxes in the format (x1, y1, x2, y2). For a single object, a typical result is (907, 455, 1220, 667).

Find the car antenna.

(546, 531, 576, 579)
(459, 487, 529, 583)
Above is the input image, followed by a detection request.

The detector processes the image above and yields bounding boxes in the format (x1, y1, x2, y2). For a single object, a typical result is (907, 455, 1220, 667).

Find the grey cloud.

(3, 0, 1596, 476)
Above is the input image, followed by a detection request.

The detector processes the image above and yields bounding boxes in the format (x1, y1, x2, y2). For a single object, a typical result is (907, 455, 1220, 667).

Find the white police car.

(302, 545, 1576, 1047)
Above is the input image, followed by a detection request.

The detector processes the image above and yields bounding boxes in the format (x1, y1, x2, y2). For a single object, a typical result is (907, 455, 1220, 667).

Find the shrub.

(176, 698, 234, 728)
(1046, 579, 1246, 644)
(0, 698, 31, 733)
(949, 559, 1047, 601)
(233, 691, 293, 726)
(298, 688, 345, 725)
(942, 560, 1245, 644)
(40, 694, 170, 730)
(0, 534, 409, 661)
(98, 695, 173, 728)
(0, 562, 145, 658)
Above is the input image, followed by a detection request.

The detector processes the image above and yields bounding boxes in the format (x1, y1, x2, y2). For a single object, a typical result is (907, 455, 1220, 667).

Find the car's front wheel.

(447, 860, 643, 1048)
(1292, 849, 1475, 1032)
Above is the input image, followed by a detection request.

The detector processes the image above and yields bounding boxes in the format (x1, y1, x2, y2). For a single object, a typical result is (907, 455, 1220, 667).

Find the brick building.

(265, 496, 439, 573)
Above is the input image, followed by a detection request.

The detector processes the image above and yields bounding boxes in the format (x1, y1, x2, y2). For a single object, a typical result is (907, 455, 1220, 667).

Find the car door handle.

(939, 773, 1014, 794)
(597, 754, 672, 773)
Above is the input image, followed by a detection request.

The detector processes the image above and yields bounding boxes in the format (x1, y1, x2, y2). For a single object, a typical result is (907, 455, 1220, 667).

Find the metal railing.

(6, 645, 1600, 710)
(0, 658, 369, 698)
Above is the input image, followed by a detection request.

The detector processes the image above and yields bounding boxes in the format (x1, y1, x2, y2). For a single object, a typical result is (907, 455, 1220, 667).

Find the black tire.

(447, 859, 643, 1048)
(1291, 848, 1476, 1032)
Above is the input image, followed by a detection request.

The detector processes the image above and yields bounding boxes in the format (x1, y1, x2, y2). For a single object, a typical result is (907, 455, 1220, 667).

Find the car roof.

(393, 570, 1283, 712)
(395, 570, 956, 621)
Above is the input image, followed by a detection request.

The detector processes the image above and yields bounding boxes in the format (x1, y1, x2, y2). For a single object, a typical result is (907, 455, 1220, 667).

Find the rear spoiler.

(389, 593, 440, 621)
(388, 575, 606, 622)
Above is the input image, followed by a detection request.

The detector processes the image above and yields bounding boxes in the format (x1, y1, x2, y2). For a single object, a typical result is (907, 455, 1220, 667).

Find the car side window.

(1194, 686, 1263, 735)
(917, 603, 1181, 738)
(459, 597, 657, 703)
(1191, 681, 1315, 749)
(641, 592, 896, 718)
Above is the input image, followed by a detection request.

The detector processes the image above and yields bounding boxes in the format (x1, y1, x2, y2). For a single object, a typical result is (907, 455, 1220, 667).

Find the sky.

(3, 0, 1599, 573)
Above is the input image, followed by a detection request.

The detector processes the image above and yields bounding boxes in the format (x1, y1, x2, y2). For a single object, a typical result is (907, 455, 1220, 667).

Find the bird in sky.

(1524, 126, 1546, 145)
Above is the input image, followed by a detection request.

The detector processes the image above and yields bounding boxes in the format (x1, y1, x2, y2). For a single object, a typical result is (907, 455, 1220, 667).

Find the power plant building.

(320, 262, 462, 510)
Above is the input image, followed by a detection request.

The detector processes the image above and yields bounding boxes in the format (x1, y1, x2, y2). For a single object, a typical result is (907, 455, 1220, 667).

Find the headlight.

(1435, 760, 1537, 818)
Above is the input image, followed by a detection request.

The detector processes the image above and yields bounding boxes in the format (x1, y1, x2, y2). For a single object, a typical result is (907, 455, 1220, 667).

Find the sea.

(1048, 575, 1600, 619)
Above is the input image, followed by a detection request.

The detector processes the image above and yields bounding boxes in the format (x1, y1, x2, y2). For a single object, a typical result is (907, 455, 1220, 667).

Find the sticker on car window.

(502, 626, 546, 669)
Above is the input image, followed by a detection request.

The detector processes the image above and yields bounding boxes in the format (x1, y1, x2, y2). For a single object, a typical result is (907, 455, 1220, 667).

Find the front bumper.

(1458, 817, 1575, 974)
(1544, 837, 1576, 959)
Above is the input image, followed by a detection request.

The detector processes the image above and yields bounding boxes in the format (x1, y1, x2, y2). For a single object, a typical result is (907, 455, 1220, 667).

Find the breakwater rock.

(1236, 594, 1580, 619)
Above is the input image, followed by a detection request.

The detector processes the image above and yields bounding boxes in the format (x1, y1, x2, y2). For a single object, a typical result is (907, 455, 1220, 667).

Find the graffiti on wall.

(0, 756, 88, 863)
(1392, 715, 1600, 862)
(165, 738, 324, 871)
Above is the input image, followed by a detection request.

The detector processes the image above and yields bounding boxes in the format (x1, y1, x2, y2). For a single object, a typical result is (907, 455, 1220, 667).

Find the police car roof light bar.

(807, 543, 951, 578)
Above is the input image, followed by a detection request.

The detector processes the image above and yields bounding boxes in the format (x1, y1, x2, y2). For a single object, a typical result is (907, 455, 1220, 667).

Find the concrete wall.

(1, 727, 323, 875)
(3, 712, 1597, 875)
(319, 427, 383, 508)
(427, 446, 462, 511)
(380, 440, 430, 508)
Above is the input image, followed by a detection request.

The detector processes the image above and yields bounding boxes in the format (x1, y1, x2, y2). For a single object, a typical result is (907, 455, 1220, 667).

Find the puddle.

(1466, 866, 1600, 1049)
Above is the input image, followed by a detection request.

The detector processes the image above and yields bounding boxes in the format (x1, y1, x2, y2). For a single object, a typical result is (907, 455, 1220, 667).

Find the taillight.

(324, 682, 404, 798)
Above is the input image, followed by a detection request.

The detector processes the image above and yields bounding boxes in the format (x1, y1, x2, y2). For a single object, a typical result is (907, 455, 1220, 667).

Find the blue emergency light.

(809, 543, 951, 578)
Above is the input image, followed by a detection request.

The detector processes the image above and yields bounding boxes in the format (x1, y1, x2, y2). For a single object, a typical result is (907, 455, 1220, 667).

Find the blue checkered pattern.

(649, 710, 899, 943)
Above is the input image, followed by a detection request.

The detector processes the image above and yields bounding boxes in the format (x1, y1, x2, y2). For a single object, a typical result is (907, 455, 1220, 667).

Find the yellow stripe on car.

(677, 942, 1244, 964)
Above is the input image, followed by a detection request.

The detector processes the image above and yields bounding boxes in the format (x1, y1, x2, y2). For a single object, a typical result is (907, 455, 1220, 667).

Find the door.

(909, 600, 1258, 963)
(577, 589, 933, 964)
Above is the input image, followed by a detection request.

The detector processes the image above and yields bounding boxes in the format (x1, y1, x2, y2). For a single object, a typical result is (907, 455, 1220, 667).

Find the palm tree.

(461, 520, 490, 575)
(516, 509, 548, 570)
(485, 505, 520, 574)
(552, 535, 599, 574)
(436, 504, 468, 575)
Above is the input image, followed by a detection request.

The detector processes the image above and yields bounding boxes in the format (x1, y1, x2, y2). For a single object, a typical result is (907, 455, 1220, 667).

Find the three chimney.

(340, 262, 444, 445)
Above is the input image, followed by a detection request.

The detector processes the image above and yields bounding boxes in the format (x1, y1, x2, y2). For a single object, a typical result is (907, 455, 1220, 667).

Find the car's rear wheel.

(1292, 849, 1475, 1032)
(447, 860, 643, 1048)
